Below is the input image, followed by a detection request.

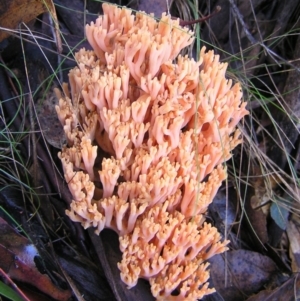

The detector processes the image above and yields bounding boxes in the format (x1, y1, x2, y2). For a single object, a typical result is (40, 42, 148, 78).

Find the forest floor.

(0, 0, 300, 300)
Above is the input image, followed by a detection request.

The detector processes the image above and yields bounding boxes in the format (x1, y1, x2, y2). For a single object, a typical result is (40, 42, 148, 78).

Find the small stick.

(174, 6, 221, 26)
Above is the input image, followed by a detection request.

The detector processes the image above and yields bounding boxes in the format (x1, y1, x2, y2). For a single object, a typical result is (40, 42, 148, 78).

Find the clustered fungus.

(55, 3, 248, 300)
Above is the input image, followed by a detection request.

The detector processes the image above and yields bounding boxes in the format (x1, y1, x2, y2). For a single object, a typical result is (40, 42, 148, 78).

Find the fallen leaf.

(0, 217, 71, 301)
(209, 250, 279, 300)
(270, 201, 289, 230)
(246, 275, 300, 301)
(247, 195, 269, 244)
(0, 0, 50, 41)
(286, 220, 300, 273)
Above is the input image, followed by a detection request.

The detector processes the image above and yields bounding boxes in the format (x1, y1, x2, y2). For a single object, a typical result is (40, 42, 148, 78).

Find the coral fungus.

(55, 3, 248, 300)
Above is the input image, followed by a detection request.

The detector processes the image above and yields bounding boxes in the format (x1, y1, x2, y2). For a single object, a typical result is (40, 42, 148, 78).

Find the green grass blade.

(0, 280, 25, 301)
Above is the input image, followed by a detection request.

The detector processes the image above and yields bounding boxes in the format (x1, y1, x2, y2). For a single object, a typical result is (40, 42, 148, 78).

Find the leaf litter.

(0, 0, 300, 300)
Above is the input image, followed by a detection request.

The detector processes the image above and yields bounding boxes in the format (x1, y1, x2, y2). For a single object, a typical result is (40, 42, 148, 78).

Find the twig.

(177, 6, 221, 26)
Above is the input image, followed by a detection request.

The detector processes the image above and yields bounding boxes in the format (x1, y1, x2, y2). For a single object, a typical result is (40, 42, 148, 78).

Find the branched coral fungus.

(56, 3, 248, 300)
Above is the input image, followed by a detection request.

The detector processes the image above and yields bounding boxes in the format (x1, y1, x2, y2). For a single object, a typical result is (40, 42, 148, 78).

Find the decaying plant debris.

(0, 0, 300, 300)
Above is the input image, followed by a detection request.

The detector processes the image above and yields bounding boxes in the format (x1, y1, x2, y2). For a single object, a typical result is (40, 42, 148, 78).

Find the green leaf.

(0, 280, 25, 301)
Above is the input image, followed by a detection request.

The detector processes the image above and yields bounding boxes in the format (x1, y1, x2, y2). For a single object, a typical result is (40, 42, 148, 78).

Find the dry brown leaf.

(286, 220, 300, 273)
(0, 0, 61, 52)
(246, 275, 300, 301)
(209, 250, 279, 300)
(0, 217, 71, 301)
(246, 195, 269, 244)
